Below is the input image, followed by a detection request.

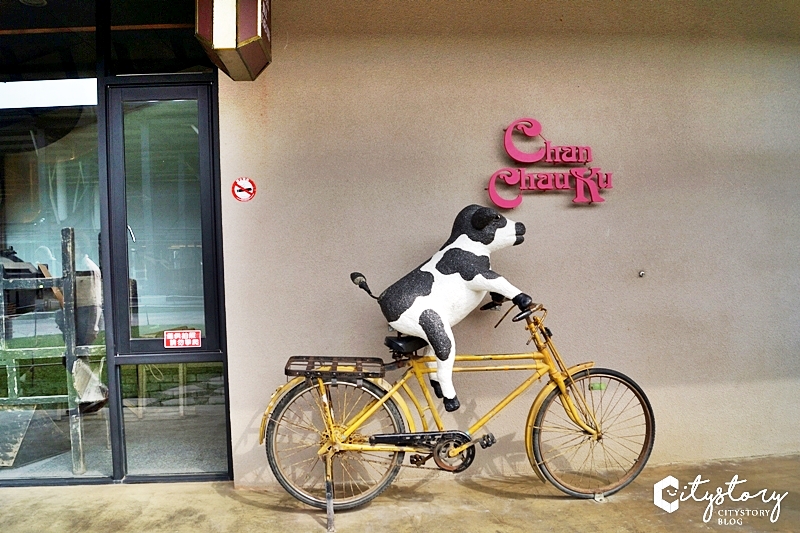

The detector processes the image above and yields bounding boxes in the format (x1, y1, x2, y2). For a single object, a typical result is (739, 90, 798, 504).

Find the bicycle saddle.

(384, 335, 428, 354)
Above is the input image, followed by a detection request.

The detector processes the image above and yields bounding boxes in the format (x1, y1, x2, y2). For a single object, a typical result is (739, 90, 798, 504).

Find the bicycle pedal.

(479, 433, 496, 449)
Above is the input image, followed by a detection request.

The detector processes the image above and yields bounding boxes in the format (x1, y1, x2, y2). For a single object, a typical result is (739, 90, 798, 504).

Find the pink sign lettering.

(488, 118, 613, 207)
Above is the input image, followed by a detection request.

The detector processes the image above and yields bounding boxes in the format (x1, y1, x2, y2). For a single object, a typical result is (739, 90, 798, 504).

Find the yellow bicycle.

(260, 302, 655, 511)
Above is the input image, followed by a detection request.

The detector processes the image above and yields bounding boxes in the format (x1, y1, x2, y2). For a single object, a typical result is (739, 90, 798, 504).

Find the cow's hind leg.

(418, 309, 459, 412)
(423, 350, 444, 398)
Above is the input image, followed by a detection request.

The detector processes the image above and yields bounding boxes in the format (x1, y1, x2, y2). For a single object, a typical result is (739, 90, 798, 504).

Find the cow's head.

(443, 204, 525, 252)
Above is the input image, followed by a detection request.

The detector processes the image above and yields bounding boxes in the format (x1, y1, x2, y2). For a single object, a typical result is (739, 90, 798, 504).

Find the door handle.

(127, 225, 136, 243)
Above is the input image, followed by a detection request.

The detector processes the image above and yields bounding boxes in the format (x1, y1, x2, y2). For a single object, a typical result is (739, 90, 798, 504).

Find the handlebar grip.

(511, 302, 543, 322)
(512, 309, 532, 322)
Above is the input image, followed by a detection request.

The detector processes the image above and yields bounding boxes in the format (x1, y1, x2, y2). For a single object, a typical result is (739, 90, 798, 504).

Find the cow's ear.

(471, 207, 501, 230)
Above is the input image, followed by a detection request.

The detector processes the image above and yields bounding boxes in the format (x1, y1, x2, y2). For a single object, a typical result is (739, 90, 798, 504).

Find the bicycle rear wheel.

(265, 378, 406, 510)
(532, 368, 654, 498)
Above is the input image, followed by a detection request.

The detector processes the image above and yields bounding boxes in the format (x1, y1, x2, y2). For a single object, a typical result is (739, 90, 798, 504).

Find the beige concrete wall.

(218, 4, 800, 487)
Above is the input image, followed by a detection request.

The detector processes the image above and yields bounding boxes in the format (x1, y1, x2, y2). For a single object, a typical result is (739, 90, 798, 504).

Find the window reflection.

(0, 104, 110, 478)
(123, 100, 206, 340)
(121, 362, 227, 475)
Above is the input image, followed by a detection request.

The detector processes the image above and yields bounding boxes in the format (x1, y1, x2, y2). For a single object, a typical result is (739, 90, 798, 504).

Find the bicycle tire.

(532, 368, 655, 498)
(265, 377, 406, 510)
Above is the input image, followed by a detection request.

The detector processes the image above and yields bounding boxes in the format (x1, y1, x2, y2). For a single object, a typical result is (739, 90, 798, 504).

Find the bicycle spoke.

(286, 398, 323, 428)
(540, 435, 591, 462)
(337, 455, 363, 498)
(603, 429, 645, 443)
(294, 456, 323, 488)
(599, 439, 634, 471)
(536, 424, 587, 434)
(602, 434, 644, 459)
(600, 394, 637, 429)
(277, 415, 322, 436)
(283, 453, 322, 472)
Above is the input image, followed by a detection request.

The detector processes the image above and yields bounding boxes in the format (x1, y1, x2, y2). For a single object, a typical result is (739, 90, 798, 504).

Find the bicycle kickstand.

(325, 453, 335, 533)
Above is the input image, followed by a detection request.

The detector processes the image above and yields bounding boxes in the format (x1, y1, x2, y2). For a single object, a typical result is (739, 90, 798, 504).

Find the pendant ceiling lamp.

(195, 0, 271, 81)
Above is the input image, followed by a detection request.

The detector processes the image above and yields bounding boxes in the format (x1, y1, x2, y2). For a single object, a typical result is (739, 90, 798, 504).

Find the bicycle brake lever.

(494, 305, 516, 328)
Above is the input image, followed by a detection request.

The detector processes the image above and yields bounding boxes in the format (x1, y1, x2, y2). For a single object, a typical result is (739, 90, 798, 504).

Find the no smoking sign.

(232, 177, 257, 202)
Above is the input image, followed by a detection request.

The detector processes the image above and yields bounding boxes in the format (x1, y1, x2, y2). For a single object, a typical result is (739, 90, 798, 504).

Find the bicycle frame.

(260, 308, 598, 475)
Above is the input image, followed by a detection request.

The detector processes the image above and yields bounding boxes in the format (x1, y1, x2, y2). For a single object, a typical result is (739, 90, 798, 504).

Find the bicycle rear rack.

(284, 356, 385, 384)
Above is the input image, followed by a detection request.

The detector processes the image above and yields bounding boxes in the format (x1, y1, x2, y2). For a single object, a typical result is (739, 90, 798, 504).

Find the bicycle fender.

(259, 376, 305, 445)
(368, 377, 416, 433)
(524, 362, 595, 482)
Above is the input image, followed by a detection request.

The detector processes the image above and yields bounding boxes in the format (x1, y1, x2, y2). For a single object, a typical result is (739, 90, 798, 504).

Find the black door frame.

(0, 2, 230, 489)
(99, 76, 231, 482)
(92, 0, 230, 483)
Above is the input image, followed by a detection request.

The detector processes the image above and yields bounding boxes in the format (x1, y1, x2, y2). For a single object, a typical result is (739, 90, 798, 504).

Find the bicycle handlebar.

(493, 301, 544, 328)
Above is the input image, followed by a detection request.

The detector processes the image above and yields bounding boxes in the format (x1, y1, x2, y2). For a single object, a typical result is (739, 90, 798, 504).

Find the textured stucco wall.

(218, 3, 800, 487)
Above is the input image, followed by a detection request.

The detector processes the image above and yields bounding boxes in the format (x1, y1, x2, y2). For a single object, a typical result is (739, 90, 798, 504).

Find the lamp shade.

(195, 0, 271, 81)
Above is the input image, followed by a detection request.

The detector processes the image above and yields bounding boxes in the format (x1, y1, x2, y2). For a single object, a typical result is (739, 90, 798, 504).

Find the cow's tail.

(350, 272, 379, 299)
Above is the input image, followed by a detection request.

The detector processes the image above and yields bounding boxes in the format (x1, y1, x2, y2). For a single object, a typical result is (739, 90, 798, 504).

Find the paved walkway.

(1, 455, 797, 532)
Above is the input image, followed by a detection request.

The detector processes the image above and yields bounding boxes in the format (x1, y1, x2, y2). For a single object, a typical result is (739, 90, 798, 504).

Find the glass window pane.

(122, 100, 206, 341)
(0, 104, 110, 479)
(121, 362, 227, 475)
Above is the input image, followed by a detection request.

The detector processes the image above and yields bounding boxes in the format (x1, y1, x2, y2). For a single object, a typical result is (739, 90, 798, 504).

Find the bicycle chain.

(338, 450, 457, 472)
(349, 453, 441, 471)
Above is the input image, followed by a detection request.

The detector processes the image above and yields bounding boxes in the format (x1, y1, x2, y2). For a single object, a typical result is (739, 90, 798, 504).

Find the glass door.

(107, 84, 228, 478)
(0, 98, 112, 481)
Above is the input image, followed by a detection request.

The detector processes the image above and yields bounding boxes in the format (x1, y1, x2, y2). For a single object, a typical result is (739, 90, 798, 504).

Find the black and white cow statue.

(353, 204, 531, 412)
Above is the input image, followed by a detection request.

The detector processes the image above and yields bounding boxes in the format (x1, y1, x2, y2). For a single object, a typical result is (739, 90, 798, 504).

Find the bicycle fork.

(528, 318, 602, 439)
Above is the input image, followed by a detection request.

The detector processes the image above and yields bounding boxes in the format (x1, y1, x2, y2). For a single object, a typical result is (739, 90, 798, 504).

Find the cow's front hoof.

(430, 380, 444, 398)
(443, 396, 460, 412)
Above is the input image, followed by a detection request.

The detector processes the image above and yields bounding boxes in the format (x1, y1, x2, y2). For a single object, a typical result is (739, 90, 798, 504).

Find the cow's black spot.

(471, 207, 501, 230)
(378, 268, 434, 323)
(419, 309, 452, 361)
(441, 205, 509, 249)
(436, 248, 499, 281)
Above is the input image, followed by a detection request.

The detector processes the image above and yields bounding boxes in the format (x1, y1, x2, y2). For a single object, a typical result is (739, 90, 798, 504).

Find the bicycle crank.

(433, 434, 475, 473)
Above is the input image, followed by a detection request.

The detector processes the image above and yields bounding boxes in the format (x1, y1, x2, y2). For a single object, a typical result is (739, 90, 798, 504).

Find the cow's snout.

(514, 222, 526, 245)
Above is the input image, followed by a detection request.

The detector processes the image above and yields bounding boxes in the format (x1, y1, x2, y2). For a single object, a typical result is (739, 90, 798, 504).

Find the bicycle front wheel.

(532, 368, 654, 498)
(265, 378, 406, 510)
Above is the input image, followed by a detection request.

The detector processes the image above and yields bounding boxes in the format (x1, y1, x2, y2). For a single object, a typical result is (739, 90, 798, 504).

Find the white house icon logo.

(654, 475, 679, 513)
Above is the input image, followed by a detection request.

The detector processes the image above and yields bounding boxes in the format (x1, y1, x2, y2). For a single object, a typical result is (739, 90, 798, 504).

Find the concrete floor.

(0, 455, 797, 533)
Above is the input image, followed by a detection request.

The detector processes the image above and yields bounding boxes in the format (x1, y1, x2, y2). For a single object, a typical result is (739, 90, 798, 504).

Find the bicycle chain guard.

(369, 430, 470, 448)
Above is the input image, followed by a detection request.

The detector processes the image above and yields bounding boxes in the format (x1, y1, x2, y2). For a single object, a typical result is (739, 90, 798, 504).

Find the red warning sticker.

(232, 177, 256, 202)
(164, 330, 202, 348)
